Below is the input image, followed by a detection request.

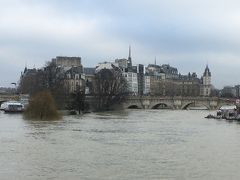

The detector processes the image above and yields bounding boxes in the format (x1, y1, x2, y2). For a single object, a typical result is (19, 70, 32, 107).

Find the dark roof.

(203, 65, 211, 76)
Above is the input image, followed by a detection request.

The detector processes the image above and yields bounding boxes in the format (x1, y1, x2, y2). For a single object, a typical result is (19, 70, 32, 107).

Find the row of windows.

(67, 74, 80, 79)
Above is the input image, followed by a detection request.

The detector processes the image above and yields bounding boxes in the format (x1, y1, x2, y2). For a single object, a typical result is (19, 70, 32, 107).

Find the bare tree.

(18, 69, 46, 95)
(18, 61, 69, 109)
(93, 66, 128, 110)
(43, 61, 69, 109)
(68, 87, 86, 114)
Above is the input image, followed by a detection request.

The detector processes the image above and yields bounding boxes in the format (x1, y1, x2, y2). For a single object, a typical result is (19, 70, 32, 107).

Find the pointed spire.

(127, 45, 132, 67)
(128, 45, 131, 59)
(204, 64, 211, 77)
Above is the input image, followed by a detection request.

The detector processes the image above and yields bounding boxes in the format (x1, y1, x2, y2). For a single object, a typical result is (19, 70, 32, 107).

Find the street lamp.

(10, 83, 17, 95)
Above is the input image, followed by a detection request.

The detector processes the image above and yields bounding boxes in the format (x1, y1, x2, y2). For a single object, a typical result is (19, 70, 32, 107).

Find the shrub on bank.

(24, 91, 61, 120)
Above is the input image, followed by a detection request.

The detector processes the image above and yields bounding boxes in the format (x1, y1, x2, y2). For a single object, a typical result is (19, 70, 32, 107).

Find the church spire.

(128, 45, 131, 59)
(128, 45, 132, 67)
(204, 64, 211, 77)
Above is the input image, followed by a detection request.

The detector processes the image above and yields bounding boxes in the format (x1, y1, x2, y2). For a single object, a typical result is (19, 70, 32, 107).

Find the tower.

(201, 65, 211, 96)
(127, 46, 132, 68)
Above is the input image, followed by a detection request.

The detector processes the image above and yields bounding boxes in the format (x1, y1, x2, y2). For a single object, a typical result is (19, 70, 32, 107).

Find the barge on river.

(205, 105, 240, 120)
(0, 101, 24, 113)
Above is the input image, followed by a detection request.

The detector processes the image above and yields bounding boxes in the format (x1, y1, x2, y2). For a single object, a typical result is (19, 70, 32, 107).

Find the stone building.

(52, 56, 82, 68)
(200, 65, 211, 96)
(115, 47, 139, 95)
(147, 64, 210, 97)
(220, 86, 237, 97)
(175, 73, 201, 96)
(64, 66, 85, 93)
(52, 56, 85, 94)
(122, 72, 138, 94)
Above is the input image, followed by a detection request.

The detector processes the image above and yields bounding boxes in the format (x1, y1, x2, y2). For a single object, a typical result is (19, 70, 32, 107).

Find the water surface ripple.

(1, 110, 240, 180)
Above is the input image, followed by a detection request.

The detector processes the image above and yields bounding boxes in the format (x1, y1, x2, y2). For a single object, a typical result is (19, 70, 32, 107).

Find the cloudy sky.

(1, 0, 240, 88)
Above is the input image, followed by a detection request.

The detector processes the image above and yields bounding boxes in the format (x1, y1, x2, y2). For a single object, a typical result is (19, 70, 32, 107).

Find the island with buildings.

(0, 47, 236, 112)
(20, 47, 212, 97)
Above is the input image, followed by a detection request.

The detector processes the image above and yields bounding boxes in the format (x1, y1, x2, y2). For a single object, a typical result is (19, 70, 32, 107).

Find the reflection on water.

(1, 110, 240, 179)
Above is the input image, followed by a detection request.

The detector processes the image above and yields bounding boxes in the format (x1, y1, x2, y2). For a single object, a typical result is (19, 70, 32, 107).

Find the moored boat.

(205, 105, 240, 120)
(1, 101, 24, 113)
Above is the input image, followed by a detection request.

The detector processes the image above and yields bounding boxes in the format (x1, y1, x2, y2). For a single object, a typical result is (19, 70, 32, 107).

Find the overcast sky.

(1, 0, 240, 88)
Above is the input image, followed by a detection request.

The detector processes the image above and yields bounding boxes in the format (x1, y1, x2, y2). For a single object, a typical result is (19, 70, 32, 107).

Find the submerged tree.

(68, 87, 86, 114)
(93, 65, 128, 110)
(24, 91, 61, 120)
(43, 61, 68, 109)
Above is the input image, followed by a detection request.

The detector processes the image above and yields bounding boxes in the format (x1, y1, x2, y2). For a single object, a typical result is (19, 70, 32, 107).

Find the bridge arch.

(0, 100, 7, 106)
(151, 103, 173, 109)
(127, 105, 142, 109)
(181, 102, 210, 110)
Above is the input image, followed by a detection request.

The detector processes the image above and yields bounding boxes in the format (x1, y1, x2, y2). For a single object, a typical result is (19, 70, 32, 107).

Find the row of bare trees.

(18, 62, 128, 111)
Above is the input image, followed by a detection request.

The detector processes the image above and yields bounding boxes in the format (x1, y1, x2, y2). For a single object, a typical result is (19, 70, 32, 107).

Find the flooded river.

(1, 110, 240, 180)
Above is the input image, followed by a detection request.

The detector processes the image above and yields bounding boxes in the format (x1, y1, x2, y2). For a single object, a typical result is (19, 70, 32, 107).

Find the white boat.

(0, 101, 24, 113)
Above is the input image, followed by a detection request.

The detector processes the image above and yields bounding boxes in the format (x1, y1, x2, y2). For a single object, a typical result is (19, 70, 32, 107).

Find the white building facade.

(144, 75, 151, 95)
(123, 72, 138, 95)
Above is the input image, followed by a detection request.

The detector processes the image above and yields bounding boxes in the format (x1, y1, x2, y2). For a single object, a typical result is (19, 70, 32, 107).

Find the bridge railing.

(125, 96, 221, 101)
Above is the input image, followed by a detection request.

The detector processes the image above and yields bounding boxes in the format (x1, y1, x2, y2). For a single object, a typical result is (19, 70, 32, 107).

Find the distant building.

(84, 67, 96, 95)
(19, 67, 41, 94)
(51, 56, 85, 93)
(115, 58, 128, 71)
(135, 64, 145, 95)
(161, 64, 178, 79)
(147, 63, 210, 97)
(235, 85, 240, 98)
(221, 86, 237, 98)
(115, 47, 139, 95)
(200, 65, 211, 96)
(122, 72, 138, 95)
(64, 66, 85, 93)
(144, 75, 151, 95)
(52, 56, 82, 68)
(95, 62, 119, 73)
(175, 73, 201, 96)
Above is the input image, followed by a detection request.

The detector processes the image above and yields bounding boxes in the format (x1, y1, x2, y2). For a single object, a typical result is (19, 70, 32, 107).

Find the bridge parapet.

(123, 96, 235, 110)
(0, 94, 19, 102)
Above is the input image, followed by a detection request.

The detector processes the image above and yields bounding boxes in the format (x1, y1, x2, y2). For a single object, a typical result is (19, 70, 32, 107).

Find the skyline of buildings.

(18, 46, 213, 97)
(3, 46, 239, 98)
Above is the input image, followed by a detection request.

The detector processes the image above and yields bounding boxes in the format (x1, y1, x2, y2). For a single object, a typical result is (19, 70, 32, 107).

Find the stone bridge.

(122, 96, 236, 110)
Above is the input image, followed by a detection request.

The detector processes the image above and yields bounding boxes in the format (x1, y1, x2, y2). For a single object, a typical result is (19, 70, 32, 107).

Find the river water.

(1, 110, 240, 180)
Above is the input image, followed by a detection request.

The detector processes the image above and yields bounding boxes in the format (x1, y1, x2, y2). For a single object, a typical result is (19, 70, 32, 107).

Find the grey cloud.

(1, 0, 240, 88)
